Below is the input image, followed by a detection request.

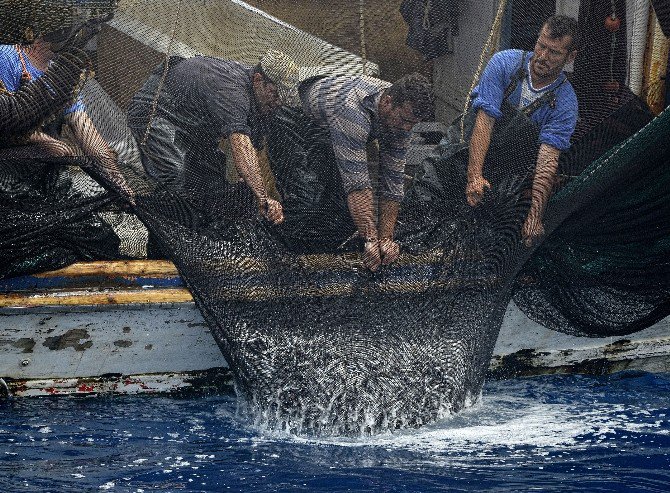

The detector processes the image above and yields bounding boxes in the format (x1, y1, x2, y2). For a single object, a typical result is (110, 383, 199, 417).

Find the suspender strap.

(15, 45, 32, 82)
(504, 51, 567, 117)
(502, 53, 528, 102)
(521, 76, 567, 117)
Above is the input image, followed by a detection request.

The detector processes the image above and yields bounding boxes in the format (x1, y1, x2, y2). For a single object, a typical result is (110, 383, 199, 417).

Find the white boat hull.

(2, 290, 668, 397)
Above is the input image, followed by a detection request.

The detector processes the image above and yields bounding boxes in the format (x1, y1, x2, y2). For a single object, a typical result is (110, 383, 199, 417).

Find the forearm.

(528, 144, 560, 218)
(25, 131, 77, 157)
(377, 198, 400, 239)
(67, 112, 135, 203)
(467, 110, 494, 181)
(228, 133, 268, 202)
(347, 189, 377, 240)
(67, 112, 120, 160)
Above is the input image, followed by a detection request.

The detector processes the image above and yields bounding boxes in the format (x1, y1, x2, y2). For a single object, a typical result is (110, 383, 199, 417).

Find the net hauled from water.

(0, 0, 669, 435)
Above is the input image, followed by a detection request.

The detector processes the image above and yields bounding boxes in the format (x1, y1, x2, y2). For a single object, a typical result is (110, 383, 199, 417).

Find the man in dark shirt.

(128, 50, 299, 225)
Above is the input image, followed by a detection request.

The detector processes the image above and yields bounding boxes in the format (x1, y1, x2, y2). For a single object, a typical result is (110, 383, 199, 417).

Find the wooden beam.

(0, 288, 193, 308)
(35, 261, 180, 279)
(32, 249, 460, 280)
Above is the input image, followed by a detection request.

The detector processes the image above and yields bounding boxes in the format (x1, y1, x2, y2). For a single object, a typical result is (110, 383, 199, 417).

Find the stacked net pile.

(1, 0, 670, 435)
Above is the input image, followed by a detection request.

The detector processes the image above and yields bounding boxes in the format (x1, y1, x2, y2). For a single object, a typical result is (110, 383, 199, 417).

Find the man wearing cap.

(128, 50, 299, 225)
(298, 73, 434, 271)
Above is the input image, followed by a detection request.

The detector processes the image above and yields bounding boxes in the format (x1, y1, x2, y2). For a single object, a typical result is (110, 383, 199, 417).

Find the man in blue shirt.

(466, 15, 579, 246)
(0, 36, 134, 203)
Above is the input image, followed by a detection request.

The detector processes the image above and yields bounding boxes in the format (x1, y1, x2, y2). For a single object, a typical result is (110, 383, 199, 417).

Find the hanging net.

(1, 0, 669, 435)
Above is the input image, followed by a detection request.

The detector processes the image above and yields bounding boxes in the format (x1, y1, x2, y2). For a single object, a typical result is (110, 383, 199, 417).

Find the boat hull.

(1, 261, 668, 398)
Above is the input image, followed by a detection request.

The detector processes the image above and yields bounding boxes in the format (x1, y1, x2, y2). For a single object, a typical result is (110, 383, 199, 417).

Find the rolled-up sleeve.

(211, 83, 252, 139)
(329, 105, 373, 194)
(470, 51, 513, 120)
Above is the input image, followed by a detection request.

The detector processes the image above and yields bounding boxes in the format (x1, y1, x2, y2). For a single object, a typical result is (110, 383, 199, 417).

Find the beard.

(531, 58, 561, 83)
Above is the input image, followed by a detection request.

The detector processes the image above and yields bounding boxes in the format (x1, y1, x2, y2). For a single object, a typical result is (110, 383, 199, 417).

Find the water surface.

(2, 372, 669, 492)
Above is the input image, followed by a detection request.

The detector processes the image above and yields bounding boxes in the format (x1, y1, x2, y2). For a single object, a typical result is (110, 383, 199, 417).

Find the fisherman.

(0, 5, 137, 277)
(0, 30, 135, 203)
(127, 50, 300, 226)
(298, 73, 434, 271)
(465, 15, 579, 246)
(0, 45, 89, 141)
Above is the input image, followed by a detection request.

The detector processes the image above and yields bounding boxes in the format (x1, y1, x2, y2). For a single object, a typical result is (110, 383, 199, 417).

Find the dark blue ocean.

(2, 372, 669, 492)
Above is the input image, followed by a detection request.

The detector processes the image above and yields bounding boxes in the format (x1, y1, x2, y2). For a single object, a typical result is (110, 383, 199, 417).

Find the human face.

(252, 73, 281, 114)
(379, 96, 420, 133)
(531, 25, 576, 85)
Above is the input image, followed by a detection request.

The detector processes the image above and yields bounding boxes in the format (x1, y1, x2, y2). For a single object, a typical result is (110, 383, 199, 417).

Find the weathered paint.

(491, 302, 670, 378)
(3, 368, 233, 398)
(1, 298, 669, 398)
(1, 259, 668, 398)
(0, 303, 226, 381)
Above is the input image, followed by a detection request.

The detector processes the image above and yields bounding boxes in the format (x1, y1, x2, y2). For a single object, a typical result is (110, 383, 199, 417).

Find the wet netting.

(1, 0, 669, 434)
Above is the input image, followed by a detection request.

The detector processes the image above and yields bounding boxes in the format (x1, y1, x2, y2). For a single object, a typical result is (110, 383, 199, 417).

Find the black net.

(1, 0, 669, 435)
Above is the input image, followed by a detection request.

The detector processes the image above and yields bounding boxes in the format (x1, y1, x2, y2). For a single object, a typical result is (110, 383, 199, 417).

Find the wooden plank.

(35, 260, 180, 278)
(32, 249, 462, 279)
(0, 288, 193, 308)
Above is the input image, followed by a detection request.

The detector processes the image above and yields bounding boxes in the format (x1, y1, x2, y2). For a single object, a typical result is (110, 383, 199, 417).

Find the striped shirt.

(299, 76, 410, 202)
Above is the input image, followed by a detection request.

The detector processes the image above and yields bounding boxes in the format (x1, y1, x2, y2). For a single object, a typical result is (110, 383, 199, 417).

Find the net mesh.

(1, 0, 669, 435)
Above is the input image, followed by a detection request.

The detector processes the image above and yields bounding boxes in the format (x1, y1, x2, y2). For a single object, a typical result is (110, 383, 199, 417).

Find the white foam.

(254, 394, 669, 460)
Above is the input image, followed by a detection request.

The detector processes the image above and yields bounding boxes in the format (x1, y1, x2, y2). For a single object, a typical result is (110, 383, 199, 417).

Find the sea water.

(1, 372, 669, 492)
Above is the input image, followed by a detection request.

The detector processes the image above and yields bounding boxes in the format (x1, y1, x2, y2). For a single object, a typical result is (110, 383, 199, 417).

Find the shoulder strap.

(502, 52, 528, 101)
(14, 45, 32, 82)
(522, 75, 568, 117)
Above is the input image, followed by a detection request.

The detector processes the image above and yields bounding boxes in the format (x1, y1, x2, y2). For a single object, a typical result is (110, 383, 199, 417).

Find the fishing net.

(1, 0, 669, 434)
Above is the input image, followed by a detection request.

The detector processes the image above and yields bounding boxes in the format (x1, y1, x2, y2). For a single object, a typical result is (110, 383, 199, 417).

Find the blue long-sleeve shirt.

(471, 49, 578, 151)
(0, 44, 84, 116)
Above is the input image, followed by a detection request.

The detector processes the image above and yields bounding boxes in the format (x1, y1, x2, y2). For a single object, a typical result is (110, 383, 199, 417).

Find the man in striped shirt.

(299, 73, 434, 271)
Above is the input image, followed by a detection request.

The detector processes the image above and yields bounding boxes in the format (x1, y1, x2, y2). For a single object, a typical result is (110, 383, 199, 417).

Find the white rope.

(359, 0, 368, 75)
(141, 0, 183, 146)
(461, 0, 509, 142)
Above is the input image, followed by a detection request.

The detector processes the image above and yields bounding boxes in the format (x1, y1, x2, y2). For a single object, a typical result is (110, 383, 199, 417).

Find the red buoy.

(603, 80, 620, 92)
(605, 14, 621, 32)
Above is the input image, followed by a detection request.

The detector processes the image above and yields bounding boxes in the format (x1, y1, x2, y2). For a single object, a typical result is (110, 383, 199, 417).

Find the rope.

(358, 0, 368, 75)
(422, 0, 432, 29)
(609, 0, 617, 83)
(0, 378, 10, 398)
(141, 0, 183, 146)
(460, 0, 509, 142)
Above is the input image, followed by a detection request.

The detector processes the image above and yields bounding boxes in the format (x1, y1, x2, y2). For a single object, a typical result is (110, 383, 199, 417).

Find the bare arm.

(347, 189, 377, 241)
(377, 198, 400, 240)
(466, 109, 495, 206)
(377, 198, 401, 266)
(522, 143, 560, 247)
(228, 132, 283, 224)
(23, 131, 78, 157)
(66, 111, 135, 204)
(346, 189, 383, 271)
